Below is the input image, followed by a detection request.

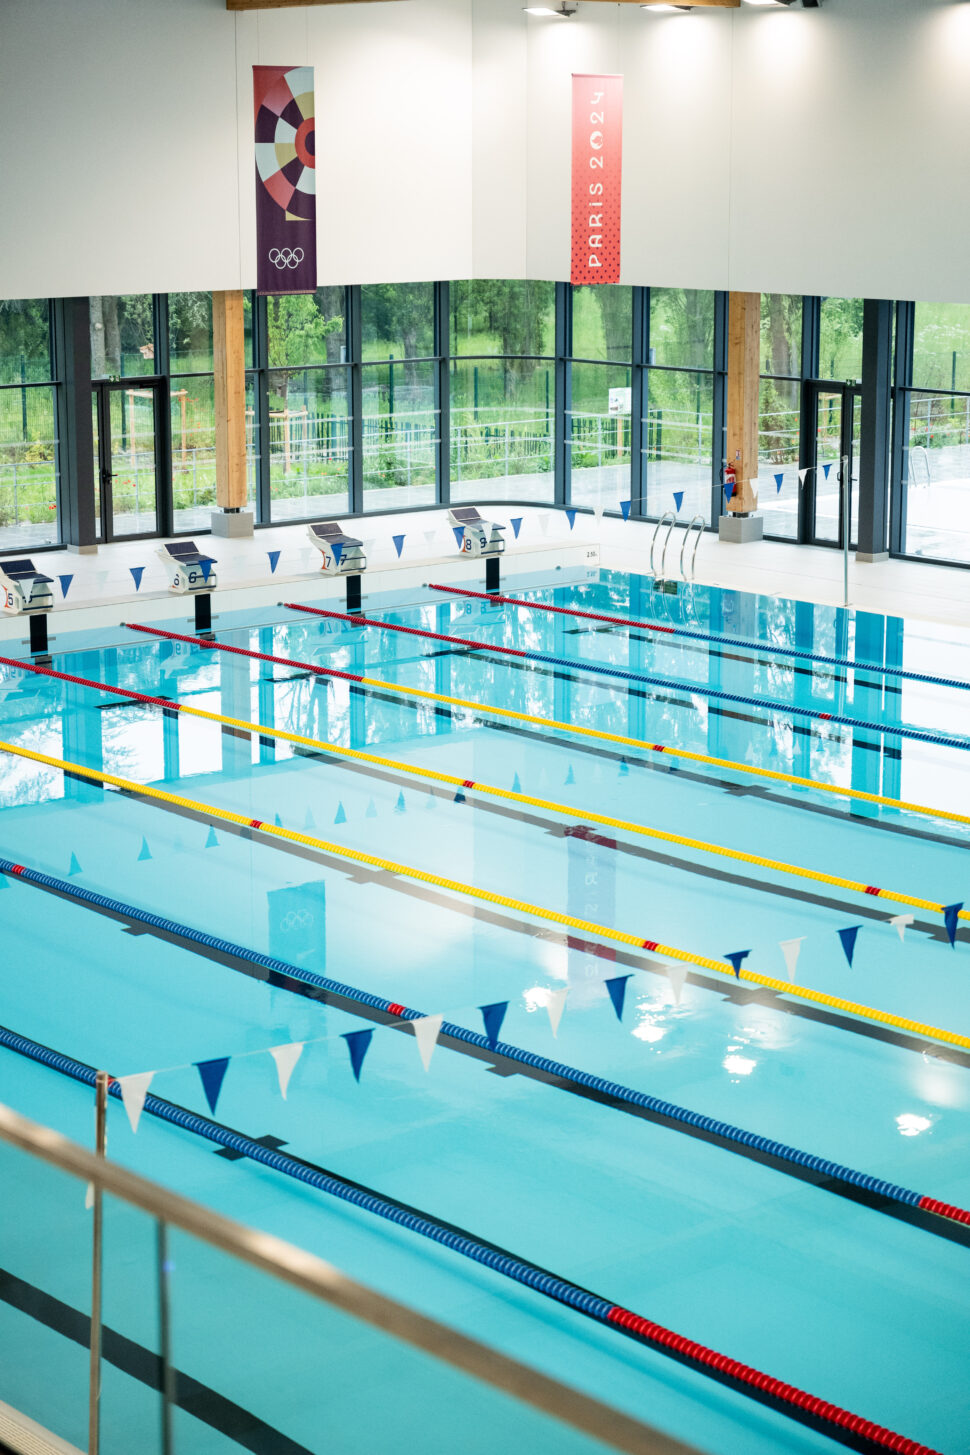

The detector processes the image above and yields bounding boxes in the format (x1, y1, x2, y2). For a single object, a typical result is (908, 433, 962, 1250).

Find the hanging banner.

(570, 74, 623, 286)
(254, 65, 317, 295)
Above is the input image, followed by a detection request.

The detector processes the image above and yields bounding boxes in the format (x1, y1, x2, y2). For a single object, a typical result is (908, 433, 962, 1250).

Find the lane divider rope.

(120, 625, 970, 830)
(3, 854, 967, 1237)
(282, 603, 970, 757)
(0, 1016, 944, 1455)
(430, 583, 970, 695)
(2, 734, 969, 1056)
(3, 652, 965, 929)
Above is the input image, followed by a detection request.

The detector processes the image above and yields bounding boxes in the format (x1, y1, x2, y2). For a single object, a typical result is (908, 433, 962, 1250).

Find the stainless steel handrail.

(0, 1101, 696, 1455)
(679, 516, 704, 582)
(649, 510, 676, 581)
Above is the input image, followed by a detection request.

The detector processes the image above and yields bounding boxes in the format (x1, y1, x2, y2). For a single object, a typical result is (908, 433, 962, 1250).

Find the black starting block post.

(346, 573, 362, 612)
(485, 556, 500, 593)
(28, 613, 49, 656)
(194, 593, 212, 632)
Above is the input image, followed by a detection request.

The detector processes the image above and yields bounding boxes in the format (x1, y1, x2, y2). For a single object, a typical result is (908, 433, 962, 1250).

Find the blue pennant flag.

(452, 526, 465, 549)
(200, 558, 213, 583)
(130, 566, 145, 592)
(58, 574, 73, 600)
(512, 772, 522, 793)
(68, 852, 82, 877)
(511, 517, 523, 539)
(395, 791, 406, 814)
(267, 550, 281, 575)
(205, 827, 218, 849)
(620, 500, 632, 521)
(196, 1057, 230, 1115)
(365, 799, 377, 819)
(137, 836, 152, 862)
(725, 950, 750, 979)
(453, 788, 466, 804)
(332, 541, 343, 567)
(480, 1001, 508, 1049)
(672, 491, 684, 515)
(274, 812, 283, 827)
(564, 765, 575, 785)
(838, 924, 861, 966)
(392, 534, 405, 558)
(774, 473, 785, 494)
(343, 1029, 373, 1083)
(723, 483, 735, 509)
(943, 902, 963, 947)
(334, 802, 347, 825)
(605, 974, 633, 1023)
(566, 509, 577, 531)
(823, 463, 832, 480)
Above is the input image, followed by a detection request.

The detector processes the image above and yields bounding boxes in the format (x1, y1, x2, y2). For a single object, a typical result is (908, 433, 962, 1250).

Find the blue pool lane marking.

(1, 858, 968, 1247)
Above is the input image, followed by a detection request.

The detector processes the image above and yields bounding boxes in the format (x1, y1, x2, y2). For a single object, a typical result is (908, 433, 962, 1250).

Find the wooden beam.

(212, 291, 248, 512)
(726, 292, 761, 515)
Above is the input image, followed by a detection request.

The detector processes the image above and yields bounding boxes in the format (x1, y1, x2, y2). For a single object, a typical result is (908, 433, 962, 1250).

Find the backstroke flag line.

(254, 66, 317, 295)
(571, 75, 623, 286)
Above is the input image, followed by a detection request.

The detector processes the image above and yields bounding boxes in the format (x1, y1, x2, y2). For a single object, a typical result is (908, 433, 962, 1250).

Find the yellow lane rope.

(124, 624, 970, 830)
(2, 736, 967, 1055)
(89, 688, 969, 928)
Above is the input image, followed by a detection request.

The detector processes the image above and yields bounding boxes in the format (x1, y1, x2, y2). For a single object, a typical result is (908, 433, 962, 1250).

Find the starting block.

(0, 558, 54, 616)
(306, 522, 366, 576)
(157, 542, 217, 594)
(448, 507, 505, 559)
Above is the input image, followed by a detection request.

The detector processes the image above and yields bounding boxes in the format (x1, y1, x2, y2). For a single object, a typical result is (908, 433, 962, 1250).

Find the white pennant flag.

(423, 529, 437, 547)
(412, 1014, 443, 1072)
(269, 1042, 304, 1100)
(118, 1072, 154, 1134)
(665, 962, 687, 1005)
(889, 913, 915, 943)
(779, 938, 804, 983)
(85, 1182, 95, 1210)
(538, 513, 551, 536)
(545, 987, 568, 1037)
(798, 467, 811, 485)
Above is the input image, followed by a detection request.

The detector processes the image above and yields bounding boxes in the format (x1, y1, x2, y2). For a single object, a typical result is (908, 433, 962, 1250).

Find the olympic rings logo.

(269, 247, 305, 270)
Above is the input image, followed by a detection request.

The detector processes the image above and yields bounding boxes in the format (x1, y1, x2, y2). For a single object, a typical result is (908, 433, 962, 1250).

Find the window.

(361, 284, 436, 510)
(450, 281, 555, 504)
(897, 302, 970, 566)
(89, 295, 156, 378)
(0, 299, 59, 552)
(644, 289, 715, 523)
(759, 294, 803, 540)
(266, 288, 349, 520)
(819, 297, 864, 382)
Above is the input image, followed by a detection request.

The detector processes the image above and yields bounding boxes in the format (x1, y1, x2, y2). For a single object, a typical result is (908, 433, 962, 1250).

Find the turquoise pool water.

(0, 567, 968, 1455)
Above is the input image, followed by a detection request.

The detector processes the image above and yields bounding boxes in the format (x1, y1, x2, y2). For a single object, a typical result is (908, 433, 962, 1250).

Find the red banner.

(570, 75, 623, 286)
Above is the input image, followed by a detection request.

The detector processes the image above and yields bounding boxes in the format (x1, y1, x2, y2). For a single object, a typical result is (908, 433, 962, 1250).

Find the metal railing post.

(89, 1069, 109, 1455)
(157, 1220, 176, 1455)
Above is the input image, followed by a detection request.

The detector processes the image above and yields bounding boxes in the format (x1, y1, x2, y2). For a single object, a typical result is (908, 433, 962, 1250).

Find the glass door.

(92, 382, 162, 540)
(808, 383, 860, 548)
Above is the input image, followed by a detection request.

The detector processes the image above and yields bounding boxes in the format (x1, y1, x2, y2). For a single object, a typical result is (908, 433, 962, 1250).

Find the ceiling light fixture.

(523, 3, 577, 16)
(641, 4, 694, 11)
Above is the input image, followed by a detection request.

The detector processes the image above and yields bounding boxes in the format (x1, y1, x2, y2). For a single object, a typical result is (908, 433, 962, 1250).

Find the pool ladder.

(650, 512, 704, 592)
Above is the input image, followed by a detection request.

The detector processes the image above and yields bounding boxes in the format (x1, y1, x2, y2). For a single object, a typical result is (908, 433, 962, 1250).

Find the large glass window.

(644, 289, 715, 522)
(898, 302, 970, 565)
(819, 296, 864, 382)
(0, 300, 59, 552)
(450, 281, 554, 504)
(568, 287, 632, 510)
(266, 288, 349, 520)
(89, 295, 156, 379)
(361, 284, 436, 510)
(758, 294, 803, 540)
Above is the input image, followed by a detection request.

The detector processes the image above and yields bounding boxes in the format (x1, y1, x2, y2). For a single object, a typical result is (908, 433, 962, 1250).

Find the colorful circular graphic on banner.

(254, 65, 315, 222)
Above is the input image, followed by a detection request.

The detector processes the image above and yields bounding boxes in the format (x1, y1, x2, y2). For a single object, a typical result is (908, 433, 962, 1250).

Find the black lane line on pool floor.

(10, 865, 970, 1245)
(58, 773, 970, 1071)
(0, 1267, 312, 1455)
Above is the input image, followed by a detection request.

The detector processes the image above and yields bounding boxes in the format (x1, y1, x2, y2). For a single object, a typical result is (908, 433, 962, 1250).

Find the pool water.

(0, 566, 968, 1455)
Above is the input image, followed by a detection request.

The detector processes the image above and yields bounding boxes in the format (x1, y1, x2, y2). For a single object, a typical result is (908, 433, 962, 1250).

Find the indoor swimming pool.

(0, 567, 968, 1455)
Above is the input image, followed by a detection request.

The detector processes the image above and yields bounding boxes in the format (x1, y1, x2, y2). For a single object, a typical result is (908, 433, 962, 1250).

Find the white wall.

(2, 0, 970, 303)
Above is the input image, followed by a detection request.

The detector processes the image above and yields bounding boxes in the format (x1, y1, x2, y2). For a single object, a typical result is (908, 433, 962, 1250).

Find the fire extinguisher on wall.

(724, 462, 737, 505)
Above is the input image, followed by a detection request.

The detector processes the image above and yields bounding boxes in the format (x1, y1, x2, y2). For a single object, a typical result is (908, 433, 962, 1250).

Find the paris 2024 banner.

(253, 65, 317, 295)
(571, 74, 623, 287)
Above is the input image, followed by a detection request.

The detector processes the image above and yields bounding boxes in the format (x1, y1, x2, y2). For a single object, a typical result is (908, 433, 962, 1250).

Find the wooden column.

(726, 291, 761, 515)
(213, 290, 248, 511)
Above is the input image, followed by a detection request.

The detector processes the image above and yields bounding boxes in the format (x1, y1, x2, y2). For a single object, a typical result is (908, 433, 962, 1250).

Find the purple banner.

(254, 65, 317, 295)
